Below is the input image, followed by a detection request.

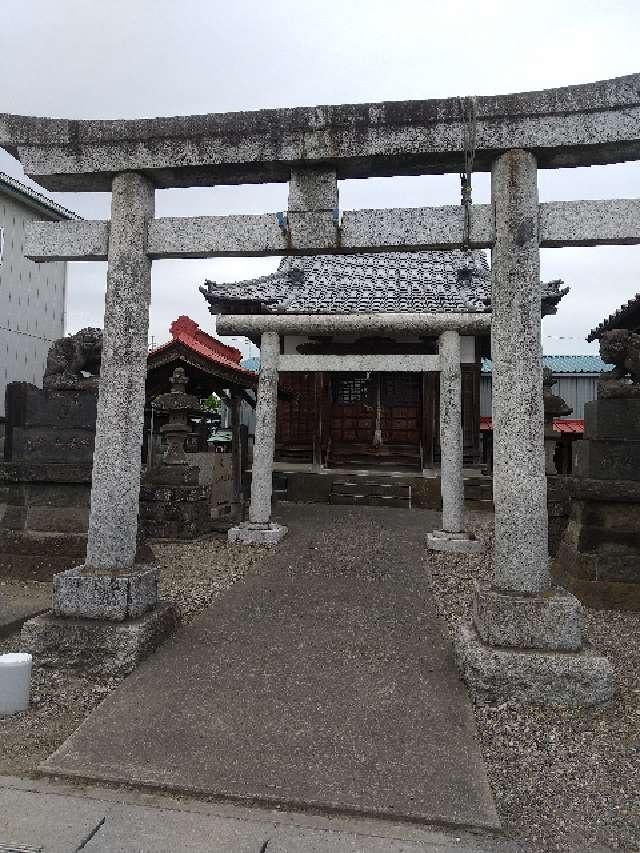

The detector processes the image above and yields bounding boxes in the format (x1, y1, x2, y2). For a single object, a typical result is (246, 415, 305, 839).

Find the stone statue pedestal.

(0, 383, 96, 575)
(554, 398, 640, 609)
(140, 464, 212, 540)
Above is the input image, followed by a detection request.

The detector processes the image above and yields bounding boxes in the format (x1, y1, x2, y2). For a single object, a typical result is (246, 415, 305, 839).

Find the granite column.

(85, 172, 154, 570)
(428, 330, 480, 552)
(22, 172, 177, 674)
(230, 390, 243, 518)
(228, 331, 287, 544)
(455, 149, 613, 705)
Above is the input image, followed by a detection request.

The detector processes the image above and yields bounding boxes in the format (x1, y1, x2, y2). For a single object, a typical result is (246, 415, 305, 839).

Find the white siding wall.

(0, 193, 66, 415)
(481, 374, 599, 419)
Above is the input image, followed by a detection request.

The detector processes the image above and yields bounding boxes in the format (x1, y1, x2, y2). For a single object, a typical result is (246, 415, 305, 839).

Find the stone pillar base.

(53, 565, 159, 621)
(20, 602, 178, 678)
(427, 530, 482, 553)
(455, 624, 614, 707)
(228, 522, 288, 546)
(473, 581, 582, 651)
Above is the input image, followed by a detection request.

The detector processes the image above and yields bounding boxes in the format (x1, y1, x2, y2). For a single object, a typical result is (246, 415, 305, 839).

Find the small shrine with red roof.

(146, 316, 257, 403)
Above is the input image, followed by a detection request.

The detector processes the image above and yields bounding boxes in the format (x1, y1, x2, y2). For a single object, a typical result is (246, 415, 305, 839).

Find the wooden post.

(421, 372, 434, 470)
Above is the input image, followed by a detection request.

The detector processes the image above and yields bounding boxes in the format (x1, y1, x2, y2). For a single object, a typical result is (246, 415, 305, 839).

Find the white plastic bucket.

(0, 652, 33, 715)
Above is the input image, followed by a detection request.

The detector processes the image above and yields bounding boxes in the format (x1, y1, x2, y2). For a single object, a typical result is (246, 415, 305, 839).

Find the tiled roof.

(148, 315, 256, 380)
(587, 292, 640, 341)
(481, 355, 612, 375)
(480, 415, 584, 433)
(0, 170, 80, 221)
(201, 252, 567, 317)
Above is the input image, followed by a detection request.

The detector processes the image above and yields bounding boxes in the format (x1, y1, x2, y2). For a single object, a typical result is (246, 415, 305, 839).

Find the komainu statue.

(43, 327, 103, 392)
(598, 328, 640, 399)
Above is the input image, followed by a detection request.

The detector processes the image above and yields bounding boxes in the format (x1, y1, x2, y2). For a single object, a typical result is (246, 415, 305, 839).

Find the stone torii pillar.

(228, 331, 287, 544)
(87, 172, 154, 569)
(455, 149, 613, 705)
(23, 171, 177, 676)
(428, 329, 481, 553)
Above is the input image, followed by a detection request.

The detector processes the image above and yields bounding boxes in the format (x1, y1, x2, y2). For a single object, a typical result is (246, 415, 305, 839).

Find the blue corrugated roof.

(241, 356, 260, 373)
(482, 355, 612, 374)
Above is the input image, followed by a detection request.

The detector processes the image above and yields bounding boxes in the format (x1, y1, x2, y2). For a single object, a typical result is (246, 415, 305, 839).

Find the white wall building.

(0, 172, 78, 416)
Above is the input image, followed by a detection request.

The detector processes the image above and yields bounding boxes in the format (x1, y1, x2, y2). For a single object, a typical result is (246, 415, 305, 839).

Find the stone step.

(330, 493, 411, 509)
(464, 477, 493, 501)
(329, 458, 422, 472)
(332, 481, 411, 498)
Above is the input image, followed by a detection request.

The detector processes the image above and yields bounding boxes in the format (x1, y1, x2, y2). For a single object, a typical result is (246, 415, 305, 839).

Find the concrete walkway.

(0, 776, 526, 853)
(41, 504, 496, 830)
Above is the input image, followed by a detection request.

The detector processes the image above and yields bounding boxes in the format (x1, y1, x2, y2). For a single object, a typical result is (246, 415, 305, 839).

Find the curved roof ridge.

(587, 291, 640, 341)
(202, 251, 566, 318)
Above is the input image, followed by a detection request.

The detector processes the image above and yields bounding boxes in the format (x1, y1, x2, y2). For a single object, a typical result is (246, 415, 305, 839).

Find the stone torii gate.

(4, 73, 640, 703)
(216, 310, 487, 552)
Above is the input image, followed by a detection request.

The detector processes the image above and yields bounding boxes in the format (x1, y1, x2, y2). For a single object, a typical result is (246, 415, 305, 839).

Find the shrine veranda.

(4, 73, 640, 703)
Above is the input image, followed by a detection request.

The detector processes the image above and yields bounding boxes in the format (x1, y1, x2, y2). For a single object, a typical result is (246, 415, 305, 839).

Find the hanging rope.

(459, 96, 478, 253)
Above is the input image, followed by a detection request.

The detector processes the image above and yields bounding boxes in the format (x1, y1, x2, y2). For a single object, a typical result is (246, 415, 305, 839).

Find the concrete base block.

(473, 581, 583, 651)
(455, 624, 614, 707)
(20, 602, 178, 677)
(53, 565, 159, 621)
(427, 530, 482, 553)
(228, 522, 288, 546)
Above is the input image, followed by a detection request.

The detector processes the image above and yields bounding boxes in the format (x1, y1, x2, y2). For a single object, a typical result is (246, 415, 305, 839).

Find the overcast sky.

(1, 0, 639, 356)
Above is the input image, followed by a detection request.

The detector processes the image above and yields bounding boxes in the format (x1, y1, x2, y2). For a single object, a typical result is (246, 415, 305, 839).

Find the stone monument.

(0, 330, 102, 575)
(139, 368, 212, 540)
(543, 369, 573, 557)
(555, 329, 640, 609)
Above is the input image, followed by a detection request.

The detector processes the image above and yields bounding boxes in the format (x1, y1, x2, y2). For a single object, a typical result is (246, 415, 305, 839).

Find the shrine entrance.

(329, 372, 423, 470)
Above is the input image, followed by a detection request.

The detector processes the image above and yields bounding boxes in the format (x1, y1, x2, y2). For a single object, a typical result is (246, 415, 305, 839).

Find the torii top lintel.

(1, 74, 640, 192)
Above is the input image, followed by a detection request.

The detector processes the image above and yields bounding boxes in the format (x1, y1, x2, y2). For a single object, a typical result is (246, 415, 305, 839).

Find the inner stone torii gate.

(5, 73, 640, 703)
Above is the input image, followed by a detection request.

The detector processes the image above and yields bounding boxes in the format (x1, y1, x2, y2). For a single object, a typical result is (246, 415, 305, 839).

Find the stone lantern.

(139, 368, 213, 540)
(152, 367, 204, 465)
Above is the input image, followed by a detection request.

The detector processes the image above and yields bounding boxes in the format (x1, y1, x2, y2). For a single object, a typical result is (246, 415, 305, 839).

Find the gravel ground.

(428, 511, 640, 853)
(0, 535, 267, 777)
(1, 514, 639, 851)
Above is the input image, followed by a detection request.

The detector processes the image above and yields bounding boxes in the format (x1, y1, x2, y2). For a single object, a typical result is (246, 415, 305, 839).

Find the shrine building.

(202, 250, 566, 473)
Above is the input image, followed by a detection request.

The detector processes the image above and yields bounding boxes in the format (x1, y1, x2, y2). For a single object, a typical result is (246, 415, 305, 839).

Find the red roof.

(480, 416, 583, 435)
(149, 315, 257, 380)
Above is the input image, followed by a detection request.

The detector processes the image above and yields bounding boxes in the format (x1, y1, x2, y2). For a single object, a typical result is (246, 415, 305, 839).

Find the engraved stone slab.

(573, 438, 640, 480)
(584, 398, 640, 440)
(53, 565, 159, 621)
